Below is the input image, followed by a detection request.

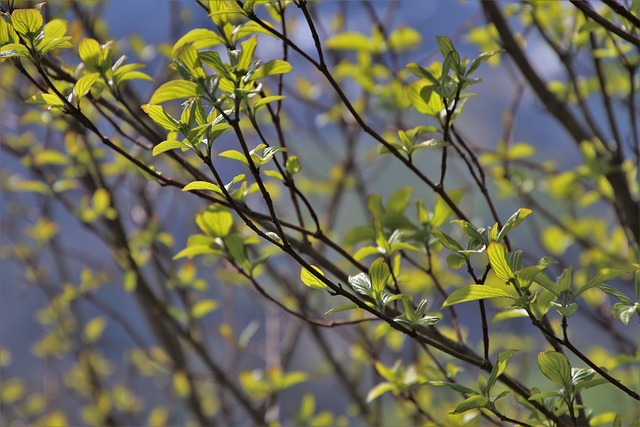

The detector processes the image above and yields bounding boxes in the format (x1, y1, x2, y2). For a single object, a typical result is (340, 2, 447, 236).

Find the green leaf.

(74, 72, 100, 98)
(487, 241, 515, 282)
(285, 155, 301, 175)
(366, 382, 395, 403)
(191, 300, 219, 318)
(152, 139, 186, 156)
(487, 350, 517, 392)
(446, 253, 467, 270)
(427, 381, 477, 395)
(497, 208, 532, 241)
(27, 93, 65, 107)
(254, 95, 286, 108)
(431, 189, 464, 226)
(182, 181, 223, 193)
(369, 257, 390, 298)
(452, 220, 488, 245)
(386, 187, 412, 213)
(324, 303, 358, 316)
(141, 104, 181, 131)
(467, 50, 501, 76)
(0, 43, 30, 58)
(78, 38, 104, 71)
(11, 9, 43, 37)
(238, 35, 257, 73)
(557, 265, 574, 293)
(599, 284, 635, 304)
(611, 302, 638, 325)
(224, 233, 247, 265)
(528, 390, 564, 401)
(436, 35, 456, 59)
(172, 29, 225, 55)
(538, 351, 572, 389)
(219, 150, 250, 166)
(451, 395, 491, 414)
(172, 245, 221, 260)
(431, 229, 463, 251)
(442, 285, 512, 307)
(325, 32, 373, 51)
(43, 19, 67, 39)
(300, 265, 327, 289)
(149, 80, 201, 104)
(196, 206, 233, 238)
(248, 59, 292, 81)
(176, 43, 205, 79)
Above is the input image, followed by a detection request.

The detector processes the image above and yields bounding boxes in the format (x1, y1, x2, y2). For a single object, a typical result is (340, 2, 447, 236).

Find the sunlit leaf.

(300, 265, 327, 289)
(149, 80, 202, 104)
(442, 285, 512, 308)
(182, 181, 222, 193)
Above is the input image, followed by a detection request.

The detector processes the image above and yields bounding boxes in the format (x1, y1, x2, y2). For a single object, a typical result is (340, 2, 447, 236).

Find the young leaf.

(487, 350, 517, 392)
(74, 72, 101, 98)
(324, 303, 358, 316)
(300, 265, 327, 289)
(451, 395, 491, 414)
(152, 139, 186, 156)
(248, 60, 292, 81)
(191, 300, 219, 318)
(487, 241, 515, 282)
(497, 208, 532, 241)
(11, 9, 43, 38)
(172, 28, 225, 55)
(369, 257, 390, 298)
(141, 104, 182, 131)
(442, 285, 512, 307)
(149, 80, 201, 104)
(182, 181, 223, 193)
(219, 150, 250, 167)
(538, 351, 572, 389)
(254, 95, 286, 108)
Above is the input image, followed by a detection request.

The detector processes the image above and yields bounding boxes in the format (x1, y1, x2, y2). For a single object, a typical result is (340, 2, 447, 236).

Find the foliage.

(1, 1, 639, 426)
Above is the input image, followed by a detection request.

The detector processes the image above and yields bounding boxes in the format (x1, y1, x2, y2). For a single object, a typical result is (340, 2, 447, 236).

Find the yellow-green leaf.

(33, 150, 67, 166)
(191, 300, 219, 318)
(11, 9, 43, 37)
(538, 351, 572, 388)
(149, 80, 201, 104)
(74, 72, 100, 98)
(254, 95, 286, 108)
(141, 104, 181, 131)
(83, 316, 107, 343)
(300, 265, 327, 289)
(388, 26, 422, 52)
(43, 19, 67, 39)
(172, 370, 191, 398)
(78, 38, 102, 70)
(442, 285, 512, 308)
(326, 32, 373, 51)
(171, 28, 225, 55)
(182, 181, 222, 193)
(248, 60, 292, 81)
(152, 139, 186, 156)
(27, 93, 65, 107)
(487, 241, 515, 282)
